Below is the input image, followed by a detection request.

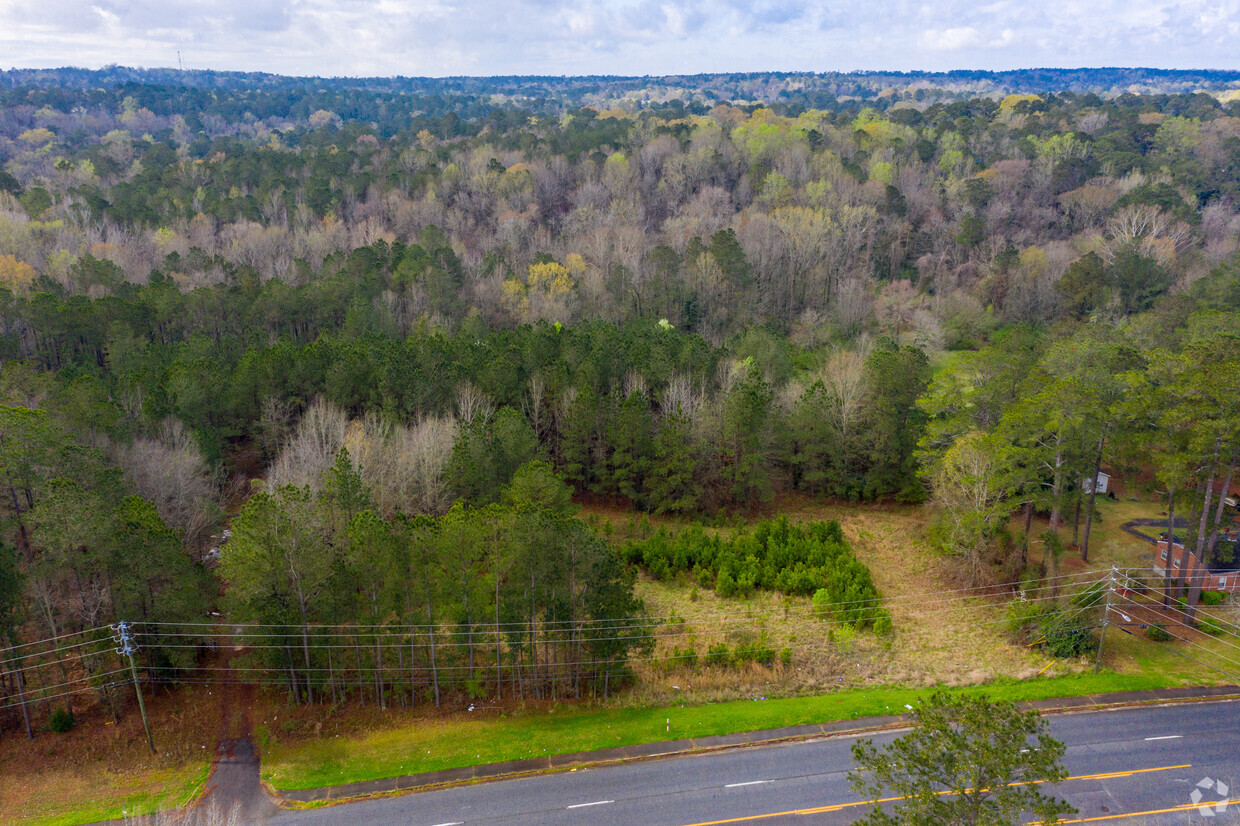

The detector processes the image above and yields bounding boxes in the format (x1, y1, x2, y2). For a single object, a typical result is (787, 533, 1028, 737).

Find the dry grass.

(0, 684, 218, 824)
(603, 494, 1073, 711)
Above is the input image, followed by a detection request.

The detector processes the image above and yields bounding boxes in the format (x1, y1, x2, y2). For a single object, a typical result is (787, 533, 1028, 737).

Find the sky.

(2, 0, 1239, 78)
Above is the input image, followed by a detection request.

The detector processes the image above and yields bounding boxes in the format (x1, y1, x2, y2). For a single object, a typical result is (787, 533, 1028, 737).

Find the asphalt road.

(280, 700, 1240, 825)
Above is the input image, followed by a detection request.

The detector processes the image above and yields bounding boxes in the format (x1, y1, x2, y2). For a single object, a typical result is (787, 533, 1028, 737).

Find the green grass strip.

(33, 762, 210, 826)
(265, 672, 1179, 791)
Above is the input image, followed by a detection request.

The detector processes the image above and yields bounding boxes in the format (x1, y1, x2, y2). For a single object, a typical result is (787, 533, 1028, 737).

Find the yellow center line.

(678, 764, 1192, 826)
(1039, 797, 1240, 824)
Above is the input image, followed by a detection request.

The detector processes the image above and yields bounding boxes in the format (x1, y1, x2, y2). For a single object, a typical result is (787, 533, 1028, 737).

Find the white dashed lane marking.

(567, 800, 613, 809)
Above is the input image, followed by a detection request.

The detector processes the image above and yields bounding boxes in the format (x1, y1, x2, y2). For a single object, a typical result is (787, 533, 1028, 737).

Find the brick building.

(1153, 540, 1240, 595)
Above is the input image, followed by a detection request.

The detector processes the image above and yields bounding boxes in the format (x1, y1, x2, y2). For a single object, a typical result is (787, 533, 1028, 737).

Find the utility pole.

(112, 621, 156, 754)
(1094, 566, 1116, 673)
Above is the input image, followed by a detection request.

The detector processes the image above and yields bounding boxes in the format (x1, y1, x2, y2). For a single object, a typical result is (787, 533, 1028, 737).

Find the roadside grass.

(262, 671, 1180, 792)
(0, 684, 219, 825)
(12, 764, 210, 826)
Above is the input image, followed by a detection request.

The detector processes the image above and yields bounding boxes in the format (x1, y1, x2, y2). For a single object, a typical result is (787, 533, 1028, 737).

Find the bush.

(1038, 611, 1098, 658)
(1199, 616, 1226, 637)
(735, 639, 776, 667)
(780, 647, 792, 666)
(1201, 591, 1227, 607)
(49, 707, 75, 734)
(812, 587, 835, 620)
(1146, 623, 1173, 642)
(1007, 596, 1053, 635)
(666, 645, 697, 670)
(704, 642, 731, 668)
(1070, 581, 1107, 610)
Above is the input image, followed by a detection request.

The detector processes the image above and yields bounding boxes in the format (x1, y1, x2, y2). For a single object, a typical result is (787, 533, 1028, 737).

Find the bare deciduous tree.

(115, 418, 221, 550)
(455, 381, 494, 427)
(266, 398, 349, 492)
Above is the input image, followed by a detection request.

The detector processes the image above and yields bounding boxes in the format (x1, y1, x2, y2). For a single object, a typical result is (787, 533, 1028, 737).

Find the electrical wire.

(0, 608, 1106, 711)
(126, 586, 1096, 650)
(116, 626, 1108, 683)
(0, 634, 129, 669)
(127, 587, 1087, 647)
(1114, 625, 1240, 683)
(130, 570, 1108, 639)
(1107, 596, 1240, 661)
(0, 572, 1112, 712)
(1110, 570, 1240, 635)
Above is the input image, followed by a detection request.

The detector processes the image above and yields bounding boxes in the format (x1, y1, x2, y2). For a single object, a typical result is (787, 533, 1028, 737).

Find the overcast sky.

(2, 0, 1238, 78)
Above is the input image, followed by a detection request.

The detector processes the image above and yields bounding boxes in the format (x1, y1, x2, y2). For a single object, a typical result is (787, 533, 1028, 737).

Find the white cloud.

(91, 5, 120, 27)
(1, 0, 1238, 76)
(919, 26, 982, 51)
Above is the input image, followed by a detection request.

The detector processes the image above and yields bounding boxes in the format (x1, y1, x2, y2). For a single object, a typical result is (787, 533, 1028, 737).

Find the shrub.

(735, 639, 776, 667)
(812, 587, 835, 621)
(779, 647, 792, 666)
(1201, 591, 1226, 607)
(49, 707, 75, 734)
(667, 645, 697, 670)
(1146, 623, 1173, 642)
(1006, 596, 1053, 635)
(704, 642, 731, 668)
(1199, 616, 1226, 636)
(1038, 611, 1098, 658)
(1070, 581, 1107, 610)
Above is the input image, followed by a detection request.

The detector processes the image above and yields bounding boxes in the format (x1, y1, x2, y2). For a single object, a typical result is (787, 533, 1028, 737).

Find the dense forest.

(2, 68, 1240, 730)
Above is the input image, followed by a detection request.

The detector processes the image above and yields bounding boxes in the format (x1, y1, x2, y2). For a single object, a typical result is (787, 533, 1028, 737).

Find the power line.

(0, 634, 130, 669)
(127, 588, 1092, 652)
(0, 625, 114, 654)
(1107, 595, 1240, 658)
(133, 570, 1107, 636)
(1111, 570, 1240, 635)
(120, 626, 1108, 682)
(1115, 626, 1240, 683)
(0, 572, 1112, 714)
(129, 591, 1078, 647)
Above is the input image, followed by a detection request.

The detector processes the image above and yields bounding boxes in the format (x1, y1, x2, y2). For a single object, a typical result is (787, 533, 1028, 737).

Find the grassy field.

(0, 684, 219, 824)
